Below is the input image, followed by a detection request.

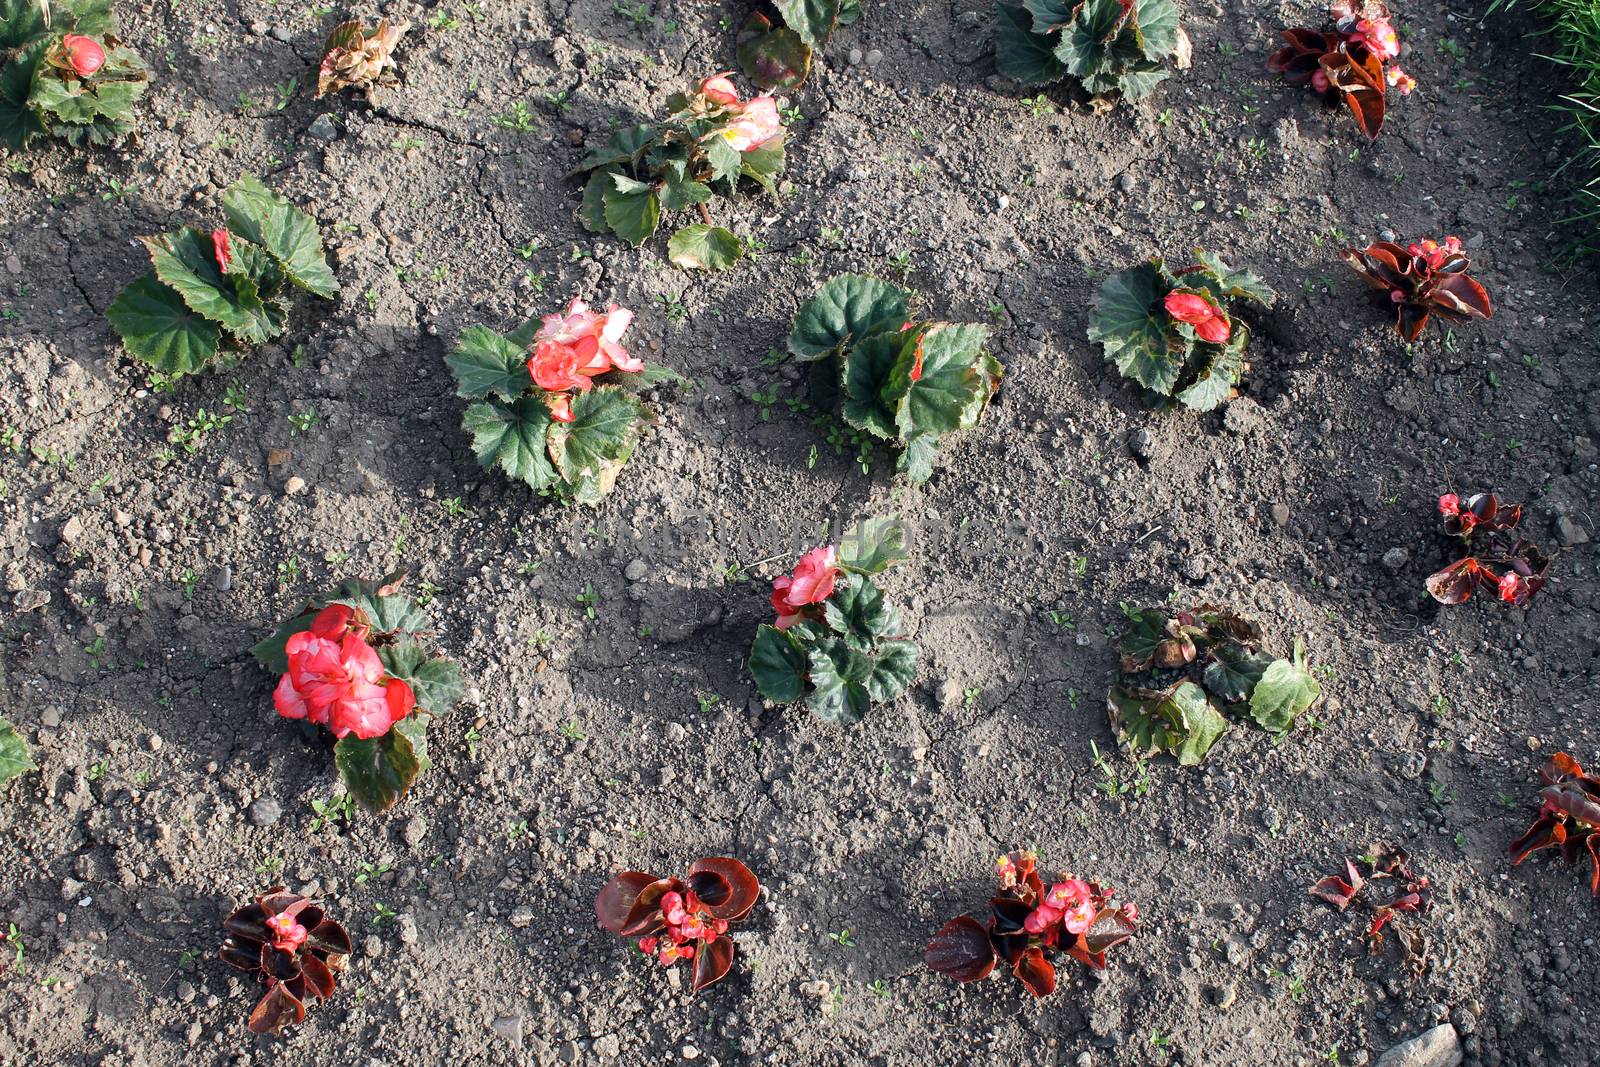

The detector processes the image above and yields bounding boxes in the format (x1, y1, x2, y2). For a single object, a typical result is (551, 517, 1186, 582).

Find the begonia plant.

(1425, 492, 1549, 606)
(1268, 1, 1415, 139)
(925, 850, 1139, 997)
(736, 0, 861, 89)
(106, 175, 338, 380)
(1340, 236, 1493, 342)
(1088, 248, 1275, 411)
(316, 18, 408, 100)
(1507, 752, 1600, 895)
(220, 887, 351, 1035)
(447, 297, 672, 506)
(1309, 844, 1432, 972)
(1107, 605, 1321, 766)
(572, 73, 784, 270)
(788, 274, 1002, 482)
(251, 573, 464, 813)
(595, 857, 761, 991)
(0, 0, 148, 149)
(994, 0, 1190, 104)
(748, 517, 918, 725)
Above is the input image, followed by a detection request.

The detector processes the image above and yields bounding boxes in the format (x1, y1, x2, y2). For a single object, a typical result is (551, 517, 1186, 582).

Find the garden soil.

(2, 1, 1598, 1065)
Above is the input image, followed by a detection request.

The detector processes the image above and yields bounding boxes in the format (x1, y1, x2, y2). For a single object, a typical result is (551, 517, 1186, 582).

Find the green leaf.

(575, 122, 657, 171)
(1117, 65, 1171, 100)
(0, 40, 48, 150)
(806, 639, 872, 725)
(0, 0, 50, 47)
(788, 274, 909, 361)
(447, 325, 531, 401)
(1201, 642, 1275, 704)
(325, 573, 432, 635)
(579, 167, 615, 233)
(1189, 248, 1276, 307)
(334, 729, 421, 813)
(822, 572, 895, 650)
(658, 171, 712, 212)
(1023, 0, 1077, 32)
(1088, 263, 1181, 396)
(994, 3, 1067, 85)
(897, 433, 940, 484)
(250, 609, 314, 675)
(739, 136, 786, 198)
(0, 716, 36, 788)
(839, 330, 908, 439)
(602, 173, 661, 247)
(547, 387, 646, 505)
(28, 46, 147, 125)
(1173, 326, 1245, 412)
(1248, 639, 1321, 734)
(837, 515, 909, 574)
(1132, 0, 1180, 60)
(774, 0, 840, 51)
(666, 224, 744, 271)
(143, 228, 278, 343)
(886, 322, 994, 439)
(749, 624, 808, 704)
(463, 396, 558, 491)
(392, 712, 432, 773)
(738, 11, 811, 91)
(377, 634, 465, 716)
(866, 640, 917, 702)
(106, 273, 222, 376)
(1054, 0, 1127, 76)
(1117, 608, 1167, 672)
(702, 132, 743, 185)
(1107, 682, 1227, 767)
(221, 174, 339, 298)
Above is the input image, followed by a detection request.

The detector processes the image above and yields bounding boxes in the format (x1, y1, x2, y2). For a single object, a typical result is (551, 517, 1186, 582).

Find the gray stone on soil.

(363, 934, 383, 957)
(247, 798, 282, 827)
(593, 1034, 622, 1059)
(307, 114, 339, 141)
(1116, 173, 1137, 194)
(401, 815, 428, 847)
(283, 476, 308, 496)
(270, 25, 292, 42)
(1556, 515, 1589, 546)
(1381, 548, 1410, 572)
(396, 914, 418, 945)
(510, 906, 534, 928)
(624, 559, 648, 581)
(1374, 1024, 1462, 1067)
(1222, 397, 1265, 435)
(491, 1015, 524, 1046)
(1129, 428, 1153, 458)
(212, 565, 232, 592)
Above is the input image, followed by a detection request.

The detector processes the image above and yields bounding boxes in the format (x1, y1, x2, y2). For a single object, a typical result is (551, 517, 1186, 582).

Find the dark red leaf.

(300, 953, 337, 1000)
(1586, 835, 1600, 896)
(247, 982, 306, 1036)
(1431, 273, 1493, 320)
(1543, 752, 1586, 783)
(1083, 907, 1138, 954)
(260, 944, 301, 982)
(218, 942, 259, 971)
(923, 916, 997, 983)
(1062, 935, 1107, 971)
(1507, 815, 1565, 864)
(1321, 52, 1385, 138)
(689, 857, 761, 921)
(1013, 947, 1056, 997)
(305, 919, 351, 956)
(691, 935, 736, 991)
(594, 871, 659, 935)
(1425, 558, 1478, 604)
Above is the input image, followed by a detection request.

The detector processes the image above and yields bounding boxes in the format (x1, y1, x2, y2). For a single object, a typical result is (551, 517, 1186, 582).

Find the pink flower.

(700, 71, 741, 107)
(1386, 66, 1416, 95)
(526, 297, 642, 397)
(1023, 905, 1060, 935)
(265, 912, 309, 951)
(771, 546, 842, 627)
(1497, 572, 1520, 603)
(721, 96, 782, 153)
(61, 34, 106, 77)
(1437, 493, 1460, 518)
(1407, 236, 1462, 271)
(545, 392, 574, 424)
(273, 604, 415, 740)
(1310, 69, 1331, 94)
(212, 228, 232, 273)
(1353, 17, 1400, 61)
(1164, 291, 1232, 344)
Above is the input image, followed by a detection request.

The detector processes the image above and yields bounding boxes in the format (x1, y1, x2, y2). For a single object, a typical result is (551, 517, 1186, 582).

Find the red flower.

(525, 298, 642, 413)
(699, 71, 741, 108)
(1437, 493, 1459, 518)
(212, 228, 233, 273)
(1497, 572, 1520, 603)
(61, 34, 106, 77)
(771, 545, 842, 628)
(273, 604, 415, 740)
(1163, 291, 1232, 343)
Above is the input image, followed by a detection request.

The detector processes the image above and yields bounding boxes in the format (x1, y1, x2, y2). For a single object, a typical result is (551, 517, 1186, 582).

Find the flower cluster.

(1425, 492, 1549, 607)
(770, 545, 842, 629)
(316, 18, 409, 100)
(595, 858, 761, 991)
(636, 888, 732, 966)
(220, 888, 351, 1035)
(1340, 236, 1493, 341)
(1163, 290, 1231, 344)
(273, 604, 416, 741)
(1267, 1, 1413, 139)
(526, 298, 643, 423)
(697, 72, 782, 152)
(1508, 753, 1600, 896)
(926, 850, 1139, 997)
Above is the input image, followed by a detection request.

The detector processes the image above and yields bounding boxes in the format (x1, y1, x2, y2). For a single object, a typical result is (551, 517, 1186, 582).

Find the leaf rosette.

(1087, 248, 1275, 412)
(1106, 604, 1321, 765)
(788, 274, 1003, 482)
(994, 0, 1188, 104)
(250, 572, 464, 813)
(736, 0, 862, 89)
(106, 175, 338, 379)
(0, 0, 149, 150)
